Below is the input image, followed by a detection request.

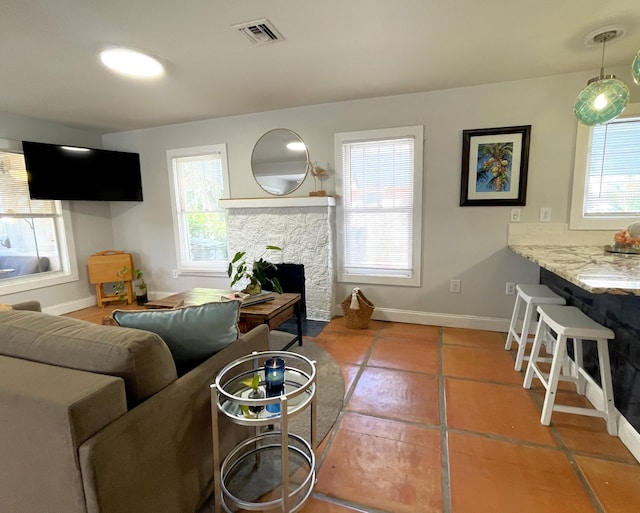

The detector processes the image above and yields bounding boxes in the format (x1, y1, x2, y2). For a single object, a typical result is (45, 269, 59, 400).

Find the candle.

(264, 357, 285, 413)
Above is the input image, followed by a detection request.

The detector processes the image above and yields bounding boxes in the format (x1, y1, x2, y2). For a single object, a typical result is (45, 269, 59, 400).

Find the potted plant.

(112, 266, 128, 302)
(133, 268, 148, 305)
(228, 245, 283, 295)
(239, 374, 265, 416)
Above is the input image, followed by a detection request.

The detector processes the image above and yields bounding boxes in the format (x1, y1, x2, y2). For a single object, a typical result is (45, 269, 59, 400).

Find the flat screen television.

(22, 141, 143, 201)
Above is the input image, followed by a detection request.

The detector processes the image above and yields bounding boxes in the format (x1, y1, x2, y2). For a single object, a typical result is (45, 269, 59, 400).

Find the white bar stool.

(504, 284, 565, 371)
(523, 304, 617, 435)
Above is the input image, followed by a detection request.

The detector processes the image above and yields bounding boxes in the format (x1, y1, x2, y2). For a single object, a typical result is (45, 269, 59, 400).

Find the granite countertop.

(509, 244, 640, 296)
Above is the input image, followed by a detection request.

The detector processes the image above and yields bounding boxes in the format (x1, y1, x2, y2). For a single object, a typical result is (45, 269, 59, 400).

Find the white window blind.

(341, 135, 417, 279)
(0, 152, 57, 216)
(0, 142, 78, 295)
(584, 116, 640, 217)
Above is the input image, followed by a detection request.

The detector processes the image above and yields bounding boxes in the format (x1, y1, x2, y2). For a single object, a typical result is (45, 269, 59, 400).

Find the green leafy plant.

(239, 374, 264, 417)
(112, 266, 128, 301)
(227, 245, 283, 295)
(133, 268, 147, 292)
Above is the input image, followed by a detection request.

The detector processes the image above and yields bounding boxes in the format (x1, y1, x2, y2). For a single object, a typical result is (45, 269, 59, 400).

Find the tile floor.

(297, 319, 640, 513)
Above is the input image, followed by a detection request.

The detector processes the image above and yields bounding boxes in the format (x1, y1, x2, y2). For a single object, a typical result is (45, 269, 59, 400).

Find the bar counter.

(509, 243, 640, 435)
(508, 244, 640, 296)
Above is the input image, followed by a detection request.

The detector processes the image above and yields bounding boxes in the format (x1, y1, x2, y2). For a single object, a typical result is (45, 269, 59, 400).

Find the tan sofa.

(0, 309, 270, 513)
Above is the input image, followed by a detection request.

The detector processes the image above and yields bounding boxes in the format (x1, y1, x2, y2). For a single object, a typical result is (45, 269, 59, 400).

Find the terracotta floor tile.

(445, 378, 557, 446)
(378, 322, 439, 339)
(442, 345, 523, 385)
(299, 496, 369, 512)
(346, 367, 439, 425)
(442, 327, 505, 350)
(340, 363, 360, 398)
(323, 319, 385, 337)
(576, 455, 640, 513)
(314, 332, 374, 365)
(448, 432, 598, 513)
(316, 413, 442, 513)
(368, 336, 439, 374)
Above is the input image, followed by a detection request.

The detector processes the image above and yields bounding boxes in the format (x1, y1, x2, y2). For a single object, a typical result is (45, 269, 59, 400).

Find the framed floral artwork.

(460, 125, 531, 206)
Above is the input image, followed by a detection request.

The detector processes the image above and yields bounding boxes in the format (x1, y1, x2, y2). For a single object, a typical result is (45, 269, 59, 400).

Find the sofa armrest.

(78, 325, 270, 513)
(0, 356, 127, 513)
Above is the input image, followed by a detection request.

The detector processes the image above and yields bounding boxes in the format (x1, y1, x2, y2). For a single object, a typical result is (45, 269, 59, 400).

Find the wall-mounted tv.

(22, 141, 143, 201)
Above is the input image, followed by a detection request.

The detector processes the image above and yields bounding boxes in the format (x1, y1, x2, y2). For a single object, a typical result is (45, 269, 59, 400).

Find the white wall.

(103, 65, 638, 328)
(0, 112, 116, 309)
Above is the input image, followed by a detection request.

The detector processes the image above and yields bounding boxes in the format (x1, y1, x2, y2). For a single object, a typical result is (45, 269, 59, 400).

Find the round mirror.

(251, 129, 309, 195)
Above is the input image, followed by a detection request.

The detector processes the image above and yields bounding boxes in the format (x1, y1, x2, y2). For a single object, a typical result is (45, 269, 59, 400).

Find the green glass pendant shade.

(574, 77, 629, 126)
(633, 51, 640, 86)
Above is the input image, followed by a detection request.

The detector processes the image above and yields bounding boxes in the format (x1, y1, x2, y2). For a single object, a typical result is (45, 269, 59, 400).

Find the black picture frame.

(460, 125, 531, 206)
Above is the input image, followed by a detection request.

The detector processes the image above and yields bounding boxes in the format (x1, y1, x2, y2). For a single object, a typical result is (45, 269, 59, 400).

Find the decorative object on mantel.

(309, 162, 328, 197)
(574, 27, 630, 126)
(460, 125, 531, 206)
(228, 245, 284, 295)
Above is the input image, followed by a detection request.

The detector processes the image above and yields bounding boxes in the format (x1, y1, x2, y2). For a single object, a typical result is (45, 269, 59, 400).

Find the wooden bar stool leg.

(596, 339, 617, 435)
(573, 338, 586, 396)
(523, 317, 546, 389)
(505, 295, 522, 350)
(540, 335, 568, 426)
(514, 302, 535, 371)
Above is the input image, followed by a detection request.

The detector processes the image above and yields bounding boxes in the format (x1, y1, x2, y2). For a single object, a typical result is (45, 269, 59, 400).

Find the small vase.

(136, 293, 148, 306)
(248, 387, 265, 414)
(244, 281, 262, 296)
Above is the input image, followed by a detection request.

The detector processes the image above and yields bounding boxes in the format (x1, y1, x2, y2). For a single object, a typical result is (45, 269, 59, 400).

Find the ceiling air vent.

(233, 18, 285, 46)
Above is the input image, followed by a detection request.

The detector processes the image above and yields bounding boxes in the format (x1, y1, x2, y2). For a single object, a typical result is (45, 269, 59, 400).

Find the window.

(335, 126, 423, 286)
(167, 144, 230, 276)
(570, 103, 640, 229)
(0, 139, 78, 294)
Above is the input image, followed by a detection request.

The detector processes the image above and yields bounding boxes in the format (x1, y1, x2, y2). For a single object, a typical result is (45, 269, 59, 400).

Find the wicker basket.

(341, 288, 375, 329)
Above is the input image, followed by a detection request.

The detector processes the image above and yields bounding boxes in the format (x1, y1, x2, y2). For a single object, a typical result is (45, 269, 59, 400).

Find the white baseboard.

(581, 368, 640, 464)
(43, 296, 97, 315)
(333, 304, 512, 332)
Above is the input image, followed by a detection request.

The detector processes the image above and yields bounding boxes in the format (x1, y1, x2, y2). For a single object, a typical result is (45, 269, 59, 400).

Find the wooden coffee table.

(145, 288, 303, 350)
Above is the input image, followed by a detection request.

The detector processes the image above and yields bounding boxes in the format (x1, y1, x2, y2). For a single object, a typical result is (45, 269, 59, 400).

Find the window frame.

(0, 139, 79, 295)
(570, 103, 640, 230)
(166, 144, 231, 277)
(335, 125, 423, 287)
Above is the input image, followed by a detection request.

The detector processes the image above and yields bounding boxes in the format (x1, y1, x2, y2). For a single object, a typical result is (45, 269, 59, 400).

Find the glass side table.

(210, 351, 317, 513)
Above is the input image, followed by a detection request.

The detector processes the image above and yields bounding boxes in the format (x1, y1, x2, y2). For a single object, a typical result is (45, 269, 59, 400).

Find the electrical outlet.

(510, 209, 521, 222)
(540, 207, 552, 223)
(506, 282, 516, 295)
(450, 279, 461, 293)
(172, 269, 179, 279)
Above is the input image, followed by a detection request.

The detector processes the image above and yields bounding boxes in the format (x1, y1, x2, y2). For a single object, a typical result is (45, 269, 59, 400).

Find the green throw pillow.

(112, 301, 241, 374)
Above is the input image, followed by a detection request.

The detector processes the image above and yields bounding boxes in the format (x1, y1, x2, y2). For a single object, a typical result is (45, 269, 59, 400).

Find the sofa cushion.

(0, 310, 177, 406)
(112, 301, 241, 375)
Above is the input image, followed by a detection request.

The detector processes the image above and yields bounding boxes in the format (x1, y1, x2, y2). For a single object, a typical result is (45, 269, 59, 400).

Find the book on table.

(221, 291, 276, 307)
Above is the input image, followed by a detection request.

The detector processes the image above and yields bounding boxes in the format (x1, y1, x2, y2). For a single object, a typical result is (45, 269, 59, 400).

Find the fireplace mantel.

(219, 196, 336, 209)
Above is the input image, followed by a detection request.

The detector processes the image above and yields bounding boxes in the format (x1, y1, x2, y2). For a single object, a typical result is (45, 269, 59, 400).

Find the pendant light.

(633, 50, 640, 86)
(574, 29, 629, 126)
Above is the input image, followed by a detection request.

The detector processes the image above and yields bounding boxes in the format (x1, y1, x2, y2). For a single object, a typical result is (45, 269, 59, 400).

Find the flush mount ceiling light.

(574, 29, 629, 126)
(99, 48, 164, 78)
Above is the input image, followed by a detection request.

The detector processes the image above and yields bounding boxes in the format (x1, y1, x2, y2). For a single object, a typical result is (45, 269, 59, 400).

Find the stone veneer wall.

(226, 206, 334, 321)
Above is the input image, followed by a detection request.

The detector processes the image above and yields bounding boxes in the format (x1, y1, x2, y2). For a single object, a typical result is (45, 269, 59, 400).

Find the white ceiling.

(2, 0, 639, 132)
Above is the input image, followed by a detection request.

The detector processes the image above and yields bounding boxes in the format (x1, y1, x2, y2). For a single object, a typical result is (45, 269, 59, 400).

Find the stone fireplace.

(221, 197, 335, 321)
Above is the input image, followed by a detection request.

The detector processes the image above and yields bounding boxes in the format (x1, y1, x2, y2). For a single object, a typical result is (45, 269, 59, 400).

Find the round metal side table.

(210, 351, 317, 513)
